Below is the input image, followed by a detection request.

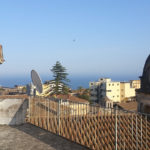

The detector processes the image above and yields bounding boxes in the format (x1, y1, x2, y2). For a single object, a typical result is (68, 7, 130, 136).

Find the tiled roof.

(117, 101, 137, 112)
(55, 94, 89, 104)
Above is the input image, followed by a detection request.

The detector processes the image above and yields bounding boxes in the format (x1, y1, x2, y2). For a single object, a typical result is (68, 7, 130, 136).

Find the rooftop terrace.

(0, 124, 88, 150)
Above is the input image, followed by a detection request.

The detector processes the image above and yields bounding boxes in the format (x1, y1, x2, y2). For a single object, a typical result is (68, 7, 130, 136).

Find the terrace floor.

(0, 123, 89, 150)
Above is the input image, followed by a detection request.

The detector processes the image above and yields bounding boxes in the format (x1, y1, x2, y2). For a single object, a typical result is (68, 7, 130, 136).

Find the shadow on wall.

(0, 98, 28, 125)
(9, 99, 28, 125)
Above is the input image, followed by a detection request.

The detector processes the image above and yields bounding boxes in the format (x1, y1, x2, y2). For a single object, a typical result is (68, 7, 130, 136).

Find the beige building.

(89, 78, 140, 104)
(28, 81, 63, 97)
(56, 95, 89, 115)
(36, 83, 53, 97)
(130, 80, 141, 89)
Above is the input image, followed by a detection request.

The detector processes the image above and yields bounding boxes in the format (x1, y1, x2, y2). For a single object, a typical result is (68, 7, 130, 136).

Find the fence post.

(132, 114, 133, 149)
(57, 99, 61, 135)
(115, 106, 118, 150)
(145, 115, 147, 150)
(38, 98, 40, 126)
(29, 96, 31, 122)
(136, 114, 138, 150)
(119, 110, 121, 149)
(140, 115, 142, 148)
(95, 105, 96, 148)
(48, 99, 50, 131)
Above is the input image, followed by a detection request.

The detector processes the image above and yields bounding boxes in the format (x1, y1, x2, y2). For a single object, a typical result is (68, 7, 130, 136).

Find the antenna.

(31, 70, 43, 94)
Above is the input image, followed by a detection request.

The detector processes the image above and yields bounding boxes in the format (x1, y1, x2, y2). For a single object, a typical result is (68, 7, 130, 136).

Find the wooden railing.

(27, 97, 150, 150)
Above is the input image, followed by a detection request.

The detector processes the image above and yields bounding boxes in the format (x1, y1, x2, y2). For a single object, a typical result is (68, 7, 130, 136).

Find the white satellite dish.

(31, 70, 43, 94)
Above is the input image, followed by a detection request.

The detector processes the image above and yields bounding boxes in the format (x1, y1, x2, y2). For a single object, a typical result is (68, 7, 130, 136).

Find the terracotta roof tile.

(55, 94, 89, 104)
(117, 101, 137, 112)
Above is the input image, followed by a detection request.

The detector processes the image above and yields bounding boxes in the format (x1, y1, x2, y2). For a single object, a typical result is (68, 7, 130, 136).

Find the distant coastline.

(0, 75, 139, 89)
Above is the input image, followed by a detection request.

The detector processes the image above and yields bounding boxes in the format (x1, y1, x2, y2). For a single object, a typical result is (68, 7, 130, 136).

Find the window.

(107, 90, 111, 92)
(117, 83, 119, 86)
(122, 95, 124, 97)
(109, 84, 111, 86)
(117, 95, 119, 97)
(112, 84, 114, 86)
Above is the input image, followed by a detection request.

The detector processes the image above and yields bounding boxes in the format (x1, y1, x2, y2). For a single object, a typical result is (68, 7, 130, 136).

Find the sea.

(0, 74, 139, 89)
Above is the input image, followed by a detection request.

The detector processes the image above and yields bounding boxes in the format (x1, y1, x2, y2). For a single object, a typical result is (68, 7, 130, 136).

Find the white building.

(89, 78, 140, 104)
(27, 80, 64, 97)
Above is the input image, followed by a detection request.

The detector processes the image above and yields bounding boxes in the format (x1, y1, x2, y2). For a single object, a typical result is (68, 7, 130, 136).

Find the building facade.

(130, 80, 141, 89)
(89, 78, 140, 104)
(27, 81, 63, 97)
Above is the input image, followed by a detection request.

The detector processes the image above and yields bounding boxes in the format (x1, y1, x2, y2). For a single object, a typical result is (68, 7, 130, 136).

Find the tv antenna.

(31, 70, 43, 94)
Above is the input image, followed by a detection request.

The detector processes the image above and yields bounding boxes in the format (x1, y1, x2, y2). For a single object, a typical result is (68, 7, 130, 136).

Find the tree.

(77, 86, 83, 93)
(51, 61, 70, 95)
(76, 88, 91, 103)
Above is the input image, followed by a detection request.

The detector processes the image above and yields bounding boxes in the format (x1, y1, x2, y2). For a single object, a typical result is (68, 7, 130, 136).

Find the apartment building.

(130, 80, 141, 89)
(27, 81, 63, 97)
(89, 78, 140, 103)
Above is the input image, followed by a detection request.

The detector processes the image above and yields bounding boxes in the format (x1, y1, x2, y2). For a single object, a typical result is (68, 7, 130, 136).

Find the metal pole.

(35, 98, 37, 125)
(45, 98, 46, 119)
(119, 110, 121, 149)
(132, 114, 133, 149)
(38, 98, 40, 126)
(29, 96, 31, 122)
(57, 99, 60, 135)
(48, 99, 50, 130)
(86, 104, 87, 116)
(73, 102, 75, 117)
(140, 115, 142, 148)
(95, 105, 96, 147)
(145, 115, 147, 150)
(78, 102, 79, 117)
(115, 106, 118, 150)
(136, 114, 138, 150)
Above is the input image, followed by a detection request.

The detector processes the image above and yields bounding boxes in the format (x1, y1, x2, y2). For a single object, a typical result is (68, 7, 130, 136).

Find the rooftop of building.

(54, 94, 89, 104)
(115, 101, 137, 112)
(0, 124, 87, 150)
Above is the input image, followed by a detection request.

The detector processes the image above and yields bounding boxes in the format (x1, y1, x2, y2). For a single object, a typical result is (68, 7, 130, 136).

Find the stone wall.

(0, 98, 28, 125)
(137, 93, 150, 114)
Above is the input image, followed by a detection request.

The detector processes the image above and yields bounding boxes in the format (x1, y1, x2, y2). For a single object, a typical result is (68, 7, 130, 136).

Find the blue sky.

(0, 0, 150, 87)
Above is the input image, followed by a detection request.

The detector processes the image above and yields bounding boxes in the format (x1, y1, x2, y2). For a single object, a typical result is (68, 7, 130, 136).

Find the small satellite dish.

(31, 70, 43, 94)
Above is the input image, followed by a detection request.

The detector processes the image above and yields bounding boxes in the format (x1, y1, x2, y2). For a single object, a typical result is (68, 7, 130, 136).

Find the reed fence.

(27, 97, 150, 150)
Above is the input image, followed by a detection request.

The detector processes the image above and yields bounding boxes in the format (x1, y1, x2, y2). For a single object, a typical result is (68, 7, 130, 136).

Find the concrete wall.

(0, 98, 28, 125)
(137, 93, 150, 114)
(124, 83, 135, 98)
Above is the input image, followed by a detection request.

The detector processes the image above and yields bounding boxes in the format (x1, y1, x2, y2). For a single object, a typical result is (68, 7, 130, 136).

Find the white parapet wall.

(0, 98, 28, 125)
